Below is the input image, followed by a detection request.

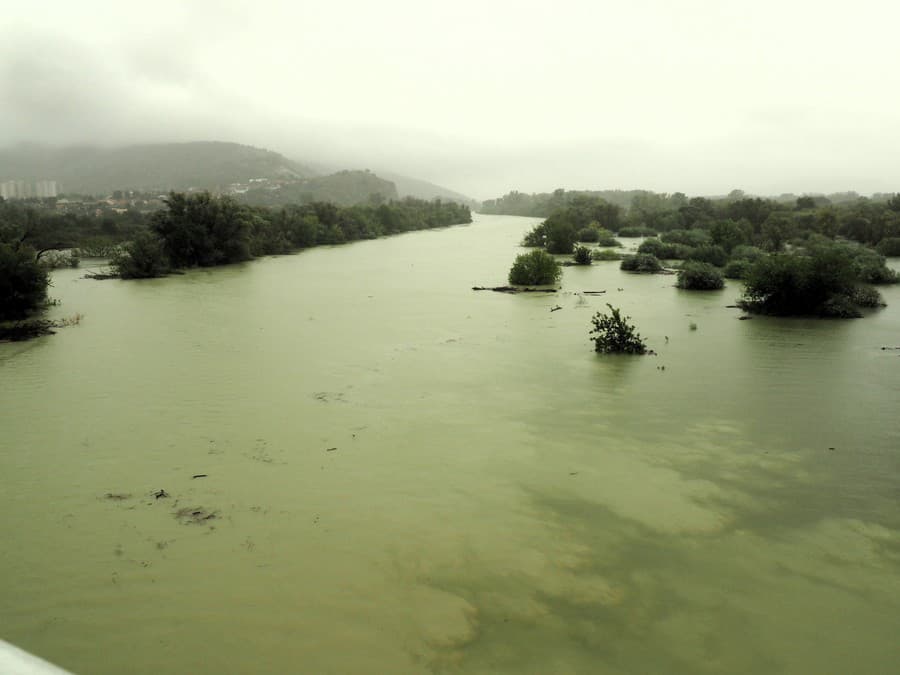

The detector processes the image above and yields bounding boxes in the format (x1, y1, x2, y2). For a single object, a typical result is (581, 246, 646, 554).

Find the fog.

(2, 0, 899, 199)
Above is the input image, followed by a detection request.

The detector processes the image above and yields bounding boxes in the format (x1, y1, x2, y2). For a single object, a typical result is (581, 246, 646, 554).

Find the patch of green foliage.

(589, 304, 647, 354)
(723, 259, 753, 279)
(110, 232, 170, 279)
(0, 243, 49, 321)
(572, 245, 592, 265)
(686, 244, 728, 267)
(730, 245, 766, 261)
(620, 253, 663, 273)
(661, 229, 711, 247)
(108, 192, 473, 278)
(592, 248, 622, 261)
(676, 261, 725, 290)
(876, 237, 900, 256)
(739, 241, 886, 317)
(576, 227, 598, 242)
(617, 226, 657, 238)
(508, 249, 562, 285)
(637, 238, 693, 259)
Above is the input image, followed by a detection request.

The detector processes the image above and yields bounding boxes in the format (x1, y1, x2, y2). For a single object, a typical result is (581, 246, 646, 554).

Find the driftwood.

(581, 291, 606, 295)
(472, 286, 557, 294)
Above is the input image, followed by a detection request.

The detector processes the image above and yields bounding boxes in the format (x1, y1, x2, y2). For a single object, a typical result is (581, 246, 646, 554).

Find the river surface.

(2, 214, 899, 674)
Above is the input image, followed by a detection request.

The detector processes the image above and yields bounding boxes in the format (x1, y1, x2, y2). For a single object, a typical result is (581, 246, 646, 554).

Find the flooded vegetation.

(2, 214, 898, 674)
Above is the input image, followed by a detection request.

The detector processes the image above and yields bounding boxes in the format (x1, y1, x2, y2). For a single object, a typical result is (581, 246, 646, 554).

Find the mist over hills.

(0, 141, 479, 206)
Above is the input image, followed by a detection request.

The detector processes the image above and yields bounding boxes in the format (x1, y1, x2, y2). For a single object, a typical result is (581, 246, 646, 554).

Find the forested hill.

(374, 170, 478, 207)
(237, 170, 399, 207)
(0, 142, 315, 195)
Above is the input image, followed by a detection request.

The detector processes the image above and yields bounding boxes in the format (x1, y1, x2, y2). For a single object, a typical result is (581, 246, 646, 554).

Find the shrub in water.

(620, 253, 663, 273)
(572, 245, 592, 265)
(876, 237, 900, 256)
(592, 248, 622, 261)
(617, 226, 657, 237)
(686, 244, 728, 267)
(508, 249, 562, 285)
(589, 304, 647, 354)
(723, 259, 752, 279)
(676, 261, 725, 290)
(576, 227, 599, 243)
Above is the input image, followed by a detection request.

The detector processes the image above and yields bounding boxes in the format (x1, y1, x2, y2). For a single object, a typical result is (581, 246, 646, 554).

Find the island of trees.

(509, 190, 898, 318)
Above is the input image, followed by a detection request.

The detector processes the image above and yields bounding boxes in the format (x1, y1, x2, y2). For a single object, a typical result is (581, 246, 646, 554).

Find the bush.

(617, 226, 657, 237)
(876, 237, 900, 256)
(676, 261, 725, 290)
(576, 227, 599, 242)
(508, 249, 562, 285)
(0, 244, 49, 321)
(595, 228, 621, 247)
(522, 223, 546, 247)
(620, 253, 663, 273)
(730, 245, 766, 262)
(661, 229, 711, 247)
(110, 232, 170, 279)
(723, 259, 752, 279)
(850, 248, 898, 284)
(572, 245, 592, 265)
(850, 285, 884, 308)
(589, 304, 647, 354)
(739, 246, 871, 317)
(638, 238, 693, 259)
(686, 244, 728, 267)
(592, 248, 622, 261)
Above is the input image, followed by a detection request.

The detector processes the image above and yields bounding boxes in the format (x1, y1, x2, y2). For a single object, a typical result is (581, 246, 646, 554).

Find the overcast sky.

(1, 0, 899, 198)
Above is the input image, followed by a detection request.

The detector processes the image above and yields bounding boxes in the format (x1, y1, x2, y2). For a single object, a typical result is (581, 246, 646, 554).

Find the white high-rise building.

(35, 180, 58, 198)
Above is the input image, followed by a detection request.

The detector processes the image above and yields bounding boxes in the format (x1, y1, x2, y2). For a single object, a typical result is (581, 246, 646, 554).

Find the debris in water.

(175, 507, 217, 525)
(153, 489, 169, 500)
(104, 493, 131, 501)
(191, 474, 208, 479)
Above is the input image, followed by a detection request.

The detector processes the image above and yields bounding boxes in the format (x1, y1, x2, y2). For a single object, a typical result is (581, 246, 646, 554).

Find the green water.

(2, 214, 899, 674)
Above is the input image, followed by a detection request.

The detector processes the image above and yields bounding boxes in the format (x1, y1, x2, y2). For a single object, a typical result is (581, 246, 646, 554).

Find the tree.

(572, 245, 592, 265)
(676, 261, 725, 290)
(0, 243, 49, 320)
(589, 304, 647, 354)
(508, 250, 562, 285)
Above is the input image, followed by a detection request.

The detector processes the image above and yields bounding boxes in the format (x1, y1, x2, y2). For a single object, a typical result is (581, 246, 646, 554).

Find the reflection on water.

(1, 215, 898, 674)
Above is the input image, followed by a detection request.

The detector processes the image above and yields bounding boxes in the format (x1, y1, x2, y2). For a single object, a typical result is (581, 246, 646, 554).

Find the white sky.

(1, 0, 899, 198)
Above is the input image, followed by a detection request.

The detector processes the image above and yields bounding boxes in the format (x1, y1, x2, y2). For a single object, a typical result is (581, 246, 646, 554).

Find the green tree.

(508, 250, 562, 285)
(589, 304, 647, 354)
(0, 243, 49, 320)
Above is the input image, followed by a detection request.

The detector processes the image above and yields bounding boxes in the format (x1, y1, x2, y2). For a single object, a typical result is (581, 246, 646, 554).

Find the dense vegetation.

(589, 305, 648, 354)
(508, 250, 562, 285)
(739, 239, 889, 317)
(111, 192, 472, 278)
(0, 243, 48, 320)
(676, 262, 725, 290)
(510, 187, 898, 318)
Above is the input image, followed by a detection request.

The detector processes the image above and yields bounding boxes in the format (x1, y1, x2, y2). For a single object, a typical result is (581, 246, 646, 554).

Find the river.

(1, 214, 899, 674)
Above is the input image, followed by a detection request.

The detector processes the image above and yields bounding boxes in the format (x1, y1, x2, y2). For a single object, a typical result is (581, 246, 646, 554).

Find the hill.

(0, 141, 316, 195)
(237, 170, 398, 207)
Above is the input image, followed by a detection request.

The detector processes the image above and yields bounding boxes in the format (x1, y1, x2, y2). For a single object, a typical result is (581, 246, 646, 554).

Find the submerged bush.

(661, 229, 711, 247)
(576, 227, 599, 243)
(620, 253, 663, 273)
(686, 244, 728, 267)
(594, 228, 621, 247)
(723, 259, 753, 279)
(589, 304, 647, 354)
(110, 232, 170, 279)
(0, 243, 49, 321)
(638, 238, 693, 260)
(592, 248, 622, 261)
(572, 245, 592, 265)
(617, 226, 657, 237)
(876, 237, 900, 256)
(730, 245, 766, 262)
(508, 249, 562, 285)
(676, 261, 725, 290)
